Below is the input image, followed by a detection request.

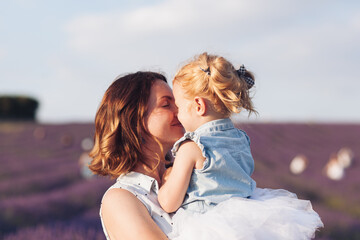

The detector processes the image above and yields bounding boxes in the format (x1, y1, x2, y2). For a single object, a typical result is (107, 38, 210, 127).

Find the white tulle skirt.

(169, 188, 323, 240)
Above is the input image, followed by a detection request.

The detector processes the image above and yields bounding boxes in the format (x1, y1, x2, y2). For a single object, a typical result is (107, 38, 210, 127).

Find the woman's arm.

(158, 140, 205, 213)
(102, 188, 168, 240)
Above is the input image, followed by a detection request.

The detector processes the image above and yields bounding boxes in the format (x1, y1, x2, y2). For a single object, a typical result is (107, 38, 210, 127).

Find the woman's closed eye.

(161, 100, 170, 108)
(159, 96, 175, 109)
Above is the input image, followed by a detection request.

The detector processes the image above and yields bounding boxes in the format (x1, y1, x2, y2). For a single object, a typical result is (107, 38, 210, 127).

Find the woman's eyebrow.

(160, 95, 174, 101)
(156, 96, 174, 105)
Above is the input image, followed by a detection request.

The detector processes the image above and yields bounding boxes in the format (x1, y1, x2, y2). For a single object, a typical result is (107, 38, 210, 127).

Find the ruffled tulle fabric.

(169, 188, 323, 240)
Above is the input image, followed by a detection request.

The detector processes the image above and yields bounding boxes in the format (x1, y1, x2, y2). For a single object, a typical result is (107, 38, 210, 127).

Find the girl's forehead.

(173, 83, 191, 102)
(172, 82, 183, 94)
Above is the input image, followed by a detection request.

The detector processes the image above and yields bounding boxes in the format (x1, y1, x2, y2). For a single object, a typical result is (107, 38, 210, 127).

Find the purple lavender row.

(0, 177, 113, 234)
(0, 124, 94, 178)
(0, 123, 93, 148)
(1, 150, 84, 179)
(3, 208, 105, 240)
(239, 123, 360, 183)
(0, 160, 81, 198)
(0, 149, 81, 179)
(3, 222, 105, 240)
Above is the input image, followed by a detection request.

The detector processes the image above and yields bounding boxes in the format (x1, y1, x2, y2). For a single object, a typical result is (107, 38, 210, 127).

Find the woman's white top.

(100, 171, 173, 239)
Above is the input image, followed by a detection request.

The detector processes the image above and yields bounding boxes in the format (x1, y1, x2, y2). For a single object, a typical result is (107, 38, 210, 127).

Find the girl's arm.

(161, 166, 173, 184)
(102, 188, 168, 240)
(158, 140, 205, 213)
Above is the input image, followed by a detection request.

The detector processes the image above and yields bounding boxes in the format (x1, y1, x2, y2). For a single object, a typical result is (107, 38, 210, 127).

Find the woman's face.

(145, 80, 184, 152)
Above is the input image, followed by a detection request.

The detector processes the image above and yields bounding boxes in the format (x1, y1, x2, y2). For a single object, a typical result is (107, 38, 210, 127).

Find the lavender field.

(0, 122, 359, 239)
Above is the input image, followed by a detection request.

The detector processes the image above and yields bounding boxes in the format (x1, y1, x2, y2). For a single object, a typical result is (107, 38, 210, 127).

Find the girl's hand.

(162, 167, 173, 185)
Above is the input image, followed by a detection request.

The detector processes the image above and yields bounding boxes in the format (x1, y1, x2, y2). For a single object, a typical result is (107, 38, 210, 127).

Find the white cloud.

(63, 0, 329, 77)
(0, 47, 6, 61)
(57, 0, 360, 122)
(64, 0, 311, 57)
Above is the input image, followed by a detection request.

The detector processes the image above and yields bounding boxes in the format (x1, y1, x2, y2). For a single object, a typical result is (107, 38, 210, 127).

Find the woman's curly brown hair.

(89, 71, 167, 178)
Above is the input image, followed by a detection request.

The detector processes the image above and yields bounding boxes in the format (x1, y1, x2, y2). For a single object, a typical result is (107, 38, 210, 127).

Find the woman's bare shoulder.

(102, 188, 140, 221)
(103, 187, 137, 205)
(101, 188, 167, 240)
(102, 187, 146, 219)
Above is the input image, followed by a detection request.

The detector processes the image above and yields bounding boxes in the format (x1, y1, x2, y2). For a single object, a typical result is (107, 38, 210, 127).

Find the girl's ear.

(194, 97, 206, 116)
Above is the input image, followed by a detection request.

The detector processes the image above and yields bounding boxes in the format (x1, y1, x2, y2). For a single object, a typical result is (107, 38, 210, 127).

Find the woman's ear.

(193, 97, 206, 116)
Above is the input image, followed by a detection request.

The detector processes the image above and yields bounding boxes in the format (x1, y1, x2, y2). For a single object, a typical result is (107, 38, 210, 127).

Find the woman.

(89, 71, 184, 239)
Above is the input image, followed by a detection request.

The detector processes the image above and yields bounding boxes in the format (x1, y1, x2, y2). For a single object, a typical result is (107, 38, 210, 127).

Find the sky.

(1, 0, 359, 123)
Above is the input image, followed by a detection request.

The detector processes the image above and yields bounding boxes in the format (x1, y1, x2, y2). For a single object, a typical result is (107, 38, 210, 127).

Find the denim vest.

(172, 118, 256, 213)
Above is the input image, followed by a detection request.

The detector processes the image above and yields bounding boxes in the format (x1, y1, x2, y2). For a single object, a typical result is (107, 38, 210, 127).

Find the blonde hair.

(173, 52, 256, 117)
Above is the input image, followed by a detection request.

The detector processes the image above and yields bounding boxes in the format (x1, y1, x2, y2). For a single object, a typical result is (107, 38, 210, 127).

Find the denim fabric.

(172, 118, 256, 213)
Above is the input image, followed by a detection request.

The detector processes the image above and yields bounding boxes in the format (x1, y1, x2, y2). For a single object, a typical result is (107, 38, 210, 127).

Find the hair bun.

(236, 65, 254, 89)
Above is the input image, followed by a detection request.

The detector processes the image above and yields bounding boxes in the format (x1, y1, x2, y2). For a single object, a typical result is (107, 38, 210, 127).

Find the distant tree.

(0, 96, 39, 121)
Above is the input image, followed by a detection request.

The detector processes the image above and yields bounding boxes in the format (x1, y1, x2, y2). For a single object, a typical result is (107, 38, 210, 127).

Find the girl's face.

(145, 80, 185, 152)
(172, 82, 197, 132)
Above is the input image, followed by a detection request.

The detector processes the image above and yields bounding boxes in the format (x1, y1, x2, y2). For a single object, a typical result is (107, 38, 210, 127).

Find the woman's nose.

(172, 104, 178, 114)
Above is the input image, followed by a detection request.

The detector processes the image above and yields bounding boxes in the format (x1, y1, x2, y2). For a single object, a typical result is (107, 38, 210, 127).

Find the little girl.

(158, 52, 323, 240)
